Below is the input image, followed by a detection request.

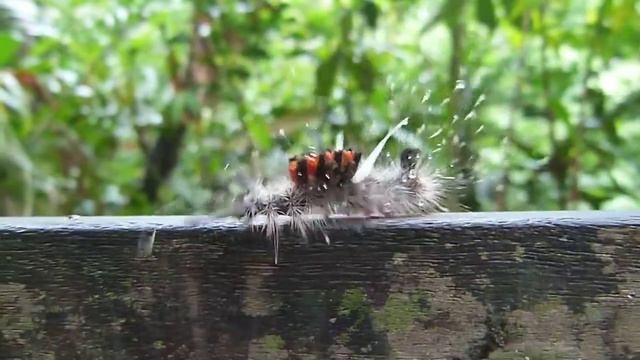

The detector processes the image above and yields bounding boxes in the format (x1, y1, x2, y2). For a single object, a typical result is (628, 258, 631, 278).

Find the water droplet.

(421, 90, 432, 103)
(383, 202, 392, 213)
(452, 115, 459, 124)
(474, 94, 486, 107)
(417, 124, 426, 135)
(474, 125, 485, 134)
(224, 163, 230, 171)
(278, 128, 286, 137)
(463, 111, 476, 121)
(408, 169, 417, 179)
(429, 128, 443, 139)
(454, 79, 466, 91)
(322, 183, 328, 190)
(440, 98, 450, 106)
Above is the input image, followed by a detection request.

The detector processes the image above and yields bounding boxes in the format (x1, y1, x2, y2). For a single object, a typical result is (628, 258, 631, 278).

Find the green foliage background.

(1, 0, 639, 216)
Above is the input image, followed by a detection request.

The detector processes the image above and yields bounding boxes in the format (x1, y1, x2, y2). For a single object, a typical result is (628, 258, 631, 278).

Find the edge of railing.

(0, 210, 639, 236)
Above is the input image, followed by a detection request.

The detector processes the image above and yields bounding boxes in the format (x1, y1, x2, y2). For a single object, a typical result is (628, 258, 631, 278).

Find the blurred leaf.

(500, 0, 524, 27)
(0, 32, 19, 66)
(360, 0, 378, 29)
(422, 0, 465, 32)
(349, 52, 376, 94)
(549, 99, 569, 124)
(601, 194, 639, 210)
(243, 44, 269, 58)
(339, 10, 353, 42)
(245, 116, 272, 151)
(476, 0, 497, 30)
(605, 90, 640, 123)
(0, 72, 28, 116)
(0, 4, 15, 32)
(315, 50, 341, 97)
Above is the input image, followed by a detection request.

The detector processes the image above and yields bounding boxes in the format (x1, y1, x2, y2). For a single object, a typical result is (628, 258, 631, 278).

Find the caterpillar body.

(240, 119, 449, 264)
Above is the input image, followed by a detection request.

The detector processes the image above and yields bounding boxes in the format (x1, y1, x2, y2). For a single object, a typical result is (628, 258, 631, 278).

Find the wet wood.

(1, 211, 640, 359)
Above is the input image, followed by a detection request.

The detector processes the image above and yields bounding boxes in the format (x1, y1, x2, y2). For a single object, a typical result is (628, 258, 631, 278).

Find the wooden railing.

(1, 211, 639, 359)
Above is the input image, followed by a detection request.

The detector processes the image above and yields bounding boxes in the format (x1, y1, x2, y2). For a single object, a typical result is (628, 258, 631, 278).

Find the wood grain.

(1, 211, 640, 359)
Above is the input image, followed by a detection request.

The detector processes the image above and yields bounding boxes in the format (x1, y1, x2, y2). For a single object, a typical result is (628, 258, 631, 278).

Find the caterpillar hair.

(240, 119, 449, 264)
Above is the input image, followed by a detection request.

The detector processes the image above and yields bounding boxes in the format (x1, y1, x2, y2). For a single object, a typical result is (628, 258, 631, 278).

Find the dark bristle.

(316, 153, 326, 181)
(354, 152, 362, 165)
(297, 157, 307, 184)
(247, 141, 446, 265)
(400, 148, 422, 171)
(334, 150, 343, 169)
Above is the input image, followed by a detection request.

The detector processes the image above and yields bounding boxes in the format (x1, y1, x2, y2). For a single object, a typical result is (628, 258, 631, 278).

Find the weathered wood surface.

(1, 211, 640, 359)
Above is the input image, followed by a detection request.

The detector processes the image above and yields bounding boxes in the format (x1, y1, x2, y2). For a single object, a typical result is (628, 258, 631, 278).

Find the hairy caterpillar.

(240, 119, 448, 264)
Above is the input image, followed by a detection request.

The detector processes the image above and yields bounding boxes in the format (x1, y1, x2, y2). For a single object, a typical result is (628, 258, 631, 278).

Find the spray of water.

(352, 117, 409, 183)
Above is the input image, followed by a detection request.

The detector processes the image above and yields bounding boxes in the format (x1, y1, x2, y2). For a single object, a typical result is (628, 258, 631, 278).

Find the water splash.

(454, 80, 466, 91)
(136, 230, 156, 258)
(428, 128, 443, 139)
(463, 110, 476, 122)
(353, 117, 409, 183)
(421, 90, 432, 103)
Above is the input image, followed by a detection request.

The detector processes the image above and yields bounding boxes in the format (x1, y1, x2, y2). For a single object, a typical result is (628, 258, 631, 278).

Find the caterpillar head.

(400, 148, 423, 171)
